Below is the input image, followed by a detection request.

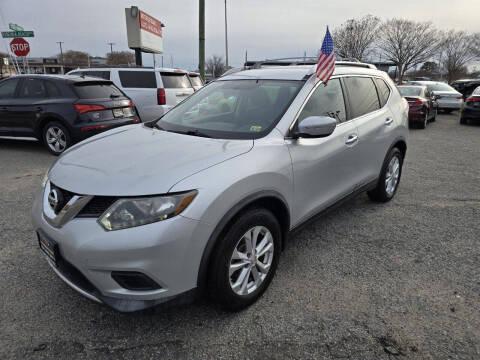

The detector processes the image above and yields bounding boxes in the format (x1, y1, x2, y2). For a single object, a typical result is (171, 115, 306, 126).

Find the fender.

(35, 113, 72, 138)
(196, 189, 290, 290)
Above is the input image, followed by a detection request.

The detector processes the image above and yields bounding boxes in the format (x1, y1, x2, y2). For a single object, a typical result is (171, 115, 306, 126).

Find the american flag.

(316, 27, 335, 83)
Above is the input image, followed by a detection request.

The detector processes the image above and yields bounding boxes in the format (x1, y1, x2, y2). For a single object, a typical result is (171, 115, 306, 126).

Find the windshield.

(398, 86, 423, 97)
(156, 79, 304, 139)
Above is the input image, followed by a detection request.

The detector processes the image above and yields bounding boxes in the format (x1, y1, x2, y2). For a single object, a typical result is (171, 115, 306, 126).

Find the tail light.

(466, 97, 480, 103)
(157, 88, 166, 105)
(406, 98, 425, 106)
(74, 104, 106, 114)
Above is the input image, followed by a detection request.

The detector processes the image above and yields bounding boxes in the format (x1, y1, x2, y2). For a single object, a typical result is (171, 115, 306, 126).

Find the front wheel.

(208, 208, 281, 311)
(367, 147, 404, 202)
(42, 121, 71, 155)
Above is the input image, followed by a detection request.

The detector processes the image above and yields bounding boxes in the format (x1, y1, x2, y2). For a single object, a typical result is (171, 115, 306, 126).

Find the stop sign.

(10, 38, 30, 57)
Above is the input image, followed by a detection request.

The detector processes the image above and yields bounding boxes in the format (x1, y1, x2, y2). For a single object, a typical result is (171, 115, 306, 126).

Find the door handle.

(385, 117, 393, 125)
(345, 134, 358, 145)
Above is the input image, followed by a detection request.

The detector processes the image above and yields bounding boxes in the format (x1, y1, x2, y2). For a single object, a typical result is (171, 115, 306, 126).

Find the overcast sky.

(1, 0, 479, 70)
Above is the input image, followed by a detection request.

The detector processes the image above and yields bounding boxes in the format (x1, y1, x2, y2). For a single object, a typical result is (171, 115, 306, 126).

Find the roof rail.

(243, 57, 376, 70)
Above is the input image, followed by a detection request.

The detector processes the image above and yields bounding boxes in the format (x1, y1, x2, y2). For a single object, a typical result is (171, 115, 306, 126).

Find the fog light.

(111, 271, 161, 291)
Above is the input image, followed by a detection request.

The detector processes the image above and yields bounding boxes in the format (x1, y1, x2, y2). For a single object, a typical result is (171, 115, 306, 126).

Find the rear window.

(74, 82, 124, 99)
(473, 87, 480, 95)
(161, 73, 191, 88)
(398, 86, 423, 97)
(70, 71, 110, 80)
(344, 77, 380, 118)
(189, 75, 203, 87)
(119, 71, 156, 88)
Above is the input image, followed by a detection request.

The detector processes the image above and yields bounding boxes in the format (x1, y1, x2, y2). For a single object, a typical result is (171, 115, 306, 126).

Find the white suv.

(68, 67, 197, 122)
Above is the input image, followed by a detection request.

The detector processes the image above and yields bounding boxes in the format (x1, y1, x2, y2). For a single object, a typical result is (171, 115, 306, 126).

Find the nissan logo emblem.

(48, 188, 63, 213)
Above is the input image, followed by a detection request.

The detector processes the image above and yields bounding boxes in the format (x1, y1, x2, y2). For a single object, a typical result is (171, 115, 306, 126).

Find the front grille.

(50, 183, 76, 214)
(77, 196, 117, 218)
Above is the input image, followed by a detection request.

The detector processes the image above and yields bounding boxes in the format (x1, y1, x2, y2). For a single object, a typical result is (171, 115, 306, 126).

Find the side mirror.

(295, 116, 337, 138)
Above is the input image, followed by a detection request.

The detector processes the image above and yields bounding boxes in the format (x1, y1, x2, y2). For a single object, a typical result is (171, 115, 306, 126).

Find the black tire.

(418, 111, 428, 129)
(367, 147, 404, 203)
(443, 109, 453, 114)
(430, 108, 437, 122)
(42, 121, 71, 156)
(460, 117, 467, 125)
(207, 208, 282, 311)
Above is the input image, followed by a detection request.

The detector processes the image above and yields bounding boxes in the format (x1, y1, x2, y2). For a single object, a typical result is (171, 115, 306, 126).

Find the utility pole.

(224, 0, 229, 68)
(107, 42, 115, 54)
(199, 0, 205, 80)
(56, 41, 64, 74)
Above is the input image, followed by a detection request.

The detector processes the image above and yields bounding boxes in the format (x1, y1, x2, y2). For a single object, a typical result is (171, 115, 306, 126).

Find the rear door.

(117, 70, 157, 121)
(0, 78, 21, 135)
(4, 78, 49, 136)
(159, 71, 194, 105)
(344, 76, 395, 186)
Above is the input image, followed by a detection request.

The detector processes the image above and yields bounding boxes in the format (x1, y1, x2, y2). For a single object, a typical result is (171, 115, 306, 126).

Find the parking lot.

(0, 113, 479, 359)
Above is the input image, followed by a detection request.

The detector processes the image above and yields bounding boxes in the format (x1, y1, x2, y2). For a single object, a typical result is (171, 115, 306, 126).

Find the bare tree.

(440, 31, 478, 82)
(206, 55, 226, 78)
(60, 50, 90, 66)
(333, 15, 380, 61)
(106, 51, 135, 65)
(379, 19, 441, 83)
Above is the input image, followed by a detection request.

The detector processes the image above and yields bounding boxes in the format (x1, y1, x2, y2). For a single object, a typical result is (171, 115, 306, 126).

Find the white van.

(67, 67, 198, 122)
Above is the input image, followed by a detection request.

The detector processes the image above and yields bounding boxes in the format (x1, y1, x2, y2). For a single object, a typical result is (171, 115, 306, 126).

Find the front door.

(287, 78, 361, 226)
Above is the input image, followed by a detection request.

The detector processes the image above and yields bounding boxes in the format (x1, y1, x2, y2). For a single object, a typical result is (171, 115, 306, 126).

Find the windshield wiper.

(183, 129, 212, 138)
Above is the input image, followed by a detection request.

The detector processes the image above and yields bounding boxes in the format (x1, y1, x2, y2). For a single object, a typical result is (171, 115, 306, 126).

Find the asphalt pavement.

(0, 113, 479, 359)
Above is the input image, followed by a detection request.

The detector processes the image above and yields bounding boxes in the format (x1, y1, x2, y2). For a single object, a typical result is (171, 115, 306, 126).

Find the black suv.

(0, 75, 139, 155)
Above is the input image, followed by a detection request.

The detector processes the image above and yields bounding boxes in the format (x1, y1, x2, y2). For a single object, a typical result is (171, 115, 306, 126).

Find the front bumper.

(32, 189, 214, 312)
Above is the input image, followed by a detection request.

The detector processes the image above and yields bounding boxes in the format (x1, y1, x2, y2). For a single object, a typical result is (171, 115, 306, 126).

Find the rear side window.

(45, 81, 61, 98)
(0, 78, 20, 99)
(74, 82, 123, 99)
(189, 75, 203, 87)
(344, 77, 380, 118)
(161, 73, 191, 88)
(70, 71, 110, 80)
(19, 78, 47, 98)
(374, 78, 391, 107)
(297, 78, 347, 123)
(118, 71, 156, 88)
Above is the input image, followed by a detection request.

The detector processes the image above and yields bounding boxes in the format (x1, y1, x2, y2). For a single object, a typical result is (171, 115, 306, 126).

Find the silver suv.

(32, 62, 408, 312)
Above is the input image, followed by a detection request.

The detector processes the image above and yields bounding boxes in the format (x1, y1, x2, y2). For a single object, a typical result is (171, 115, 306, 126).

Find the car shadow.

(0, 137, 51, 155)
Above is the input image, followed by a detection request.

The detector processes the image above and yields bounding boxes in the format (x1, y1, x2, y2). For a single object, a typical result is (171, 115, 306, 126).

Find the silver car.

(32, 62, 409, 312)
(411, 81, 463, 113)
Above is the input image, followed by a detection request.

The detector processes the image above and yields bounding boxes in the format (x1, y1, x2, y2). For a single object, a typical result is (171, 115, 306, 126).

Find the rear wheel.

(460, 117, 468, 125)
(368, 147, 403, 203)
(208, 208, 281, 311)
(443, 109, 453, 114)
(42, 121, 71, 155)
(430, 108, 437, 122)
(418, 111, 428, 129)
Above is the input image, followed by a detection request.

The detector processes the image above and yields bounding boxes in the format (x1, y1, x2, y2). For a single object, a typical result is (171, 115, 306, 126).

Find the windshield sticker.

(250, 125, 262, 132)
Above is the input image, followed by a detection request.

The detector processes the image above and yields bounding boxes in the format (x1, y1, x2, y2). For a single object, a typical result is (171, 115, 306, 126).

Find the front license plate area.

(38, 232, 59, 265)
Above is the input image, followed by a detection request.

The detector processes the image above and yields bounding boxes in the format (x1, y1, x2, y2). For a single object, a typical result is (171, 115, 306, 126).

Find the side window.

(118, 71, 156, 88)
(45, 81, 61, 98)
(19, 78, 47, 99)
(344, 77, 380, 118)
(297, 78, 347, 124)
(374, 78, 391, 107)
(0, 78, 20, 99)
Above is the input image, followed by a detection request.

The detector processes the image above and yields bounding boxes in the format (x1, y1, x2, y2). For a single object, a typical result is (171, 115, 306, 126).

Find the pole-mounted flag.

(316, 27, 335, 84)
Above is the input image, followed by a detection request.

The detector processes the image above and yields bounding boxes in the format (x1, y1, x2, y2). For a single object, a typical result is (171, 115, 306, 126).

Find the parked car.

(0, 75, 139, 155)
(410, 81, 463, 113)
(188, 72, 204, 91)
(67, 67, 195, 122)
(33, 62, 408, 312)
(460, 86, 480, 125)
(397, 85, 437, 129)
(451, 79, 480, 100)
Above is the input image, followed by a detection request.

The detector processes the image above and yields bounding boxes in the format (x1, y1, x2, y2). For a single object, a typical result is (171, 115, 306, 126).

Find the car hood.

(48, 125, 253, 196)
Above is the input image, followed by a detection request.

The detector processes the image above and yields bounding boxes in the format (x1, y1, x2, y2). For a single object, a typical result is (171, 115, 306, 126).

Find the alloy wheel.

(46, 126, 67, 153)
(229, 226, 274, 296)
(385, 156, 400, 196)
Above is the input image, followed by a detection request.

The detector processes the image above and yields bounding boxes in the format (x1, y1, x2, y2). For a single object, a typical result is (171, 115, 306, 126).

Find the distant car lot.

(1, 112, 479, 359)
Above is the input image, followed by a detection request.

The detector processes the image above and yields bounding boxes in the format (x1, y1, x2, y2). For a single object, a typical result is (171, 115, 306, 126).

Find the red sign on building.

(139, 10, 162, 37)
(10, 37, 30, 57)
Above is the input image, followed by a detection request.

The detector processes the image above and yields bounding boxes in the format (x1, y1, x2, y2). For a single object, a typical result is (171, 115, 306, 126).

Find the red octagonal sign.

(10, 38, 30, 57)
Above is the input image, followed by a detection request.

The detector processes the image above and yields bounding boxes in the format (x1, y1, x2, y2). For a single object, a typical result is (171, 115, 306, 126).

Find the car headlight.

(98, 191, 197, 231)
